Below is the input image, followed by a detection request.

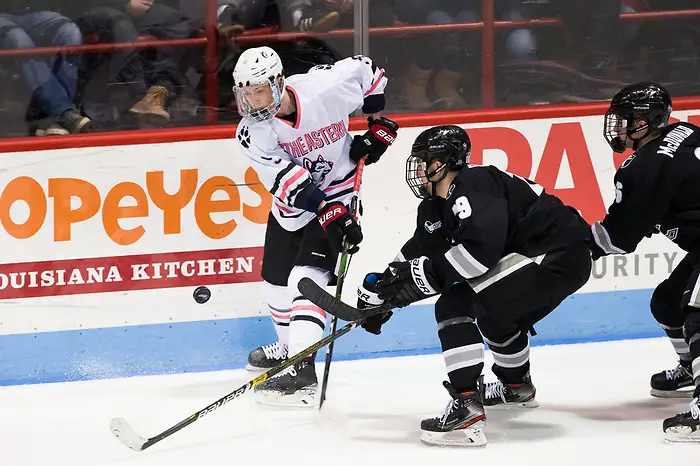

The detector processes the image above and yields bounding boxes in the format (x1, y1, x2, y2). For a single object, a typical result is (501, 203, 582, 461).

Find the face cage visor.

(234, 77, 284, 122)
(604, 108, 654, 153)
(603, 110, 629, 153)
(406, 155, 430, 199)
(406, 155, 449, 199)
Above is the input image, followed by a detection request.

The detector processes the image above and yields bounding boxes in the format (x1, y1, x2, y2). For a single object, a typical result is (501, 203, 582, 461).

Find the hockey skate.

(246, 341, 288, 372)
(420, 380, 487, 447)
(253, 355, 318, 408)
(650, 362, 694, 398)
(663, 395, 700, 443)
(483, 372, 539, 408)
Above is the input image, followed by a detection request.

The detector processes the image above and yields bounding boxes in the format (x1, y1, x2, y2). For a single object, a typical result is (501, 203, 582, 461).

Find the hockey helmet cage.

(233, 46, 285, 122)
(406, 125, 472, 199)
(604, 82, 672, 153)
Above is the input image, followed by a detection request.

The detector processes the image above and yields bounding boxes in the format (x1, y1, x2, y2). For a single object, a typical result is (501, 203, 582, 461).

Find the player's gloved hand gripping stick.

(318, 156, 366, 409)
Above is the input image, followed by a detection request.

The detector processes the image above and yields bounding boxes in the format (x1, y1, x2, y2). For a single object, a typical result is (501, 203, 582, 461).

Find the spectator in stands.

(498, 0, 538, 63)
(217, 0, 270, 36)
(72, 0, 199, 127)
(395, 1, 480, 111)
(493, 0, 543, 106)
(0, 2, 91, 135)
(278, 0, 345, 32)
(621, 0, 646, 46)
(281, 0, 395, 74)
(550, 0, 625, 100)
(644, 0, 700, 96)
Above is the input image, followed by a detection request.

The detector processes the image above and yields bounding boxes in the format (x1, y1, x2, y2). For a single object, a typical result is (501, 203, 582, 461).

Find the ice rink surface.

(1, 337, 697, 466)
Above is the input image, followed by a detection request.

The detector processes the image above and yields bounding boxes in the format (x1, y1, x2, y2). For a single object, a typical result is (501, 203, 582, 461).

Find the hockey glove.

(349, 117, 399, 165)
(317, 201, 363, 255)
(357, 272, 393, 335)
(376, 257, 440, 308)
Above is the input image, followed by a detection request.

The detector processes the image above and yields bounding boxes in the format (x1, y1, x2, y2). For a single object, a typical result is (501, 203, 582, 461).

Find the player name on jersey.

(658, 124, 695, 157)
(277, 120, 349, 158)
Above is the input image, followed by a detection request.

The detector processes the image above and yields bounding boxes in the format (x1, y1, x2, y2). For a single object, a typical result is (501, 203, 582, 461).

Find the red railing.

(0, 1, 699, 149)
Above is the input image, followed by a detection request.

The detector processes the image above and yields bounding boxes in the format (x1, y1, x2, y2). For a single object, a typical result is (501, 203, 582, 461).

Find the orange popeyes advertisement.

(1, 111, 698, 300)
(0, 166, 272, 246)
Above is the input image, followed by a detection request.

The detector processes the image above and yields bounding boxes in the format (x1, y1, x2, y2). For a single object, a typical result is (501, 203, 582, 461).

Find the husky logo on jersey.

(303, 154, 334, 183)
(424, 220, 442, 233)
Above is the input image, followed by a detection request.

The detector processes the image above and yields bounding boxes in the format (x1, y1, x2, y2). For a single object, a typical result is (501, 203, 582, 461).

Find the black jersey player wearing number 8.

(354, 125, 592, 446)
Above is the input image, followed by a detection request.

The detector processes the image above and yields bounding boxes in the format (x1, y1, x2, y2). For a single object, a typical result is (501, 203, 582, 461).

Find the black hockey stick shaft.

(298, 277, 393, 321)
(319, 158, 366, 409)
(114, 304, 383, 452)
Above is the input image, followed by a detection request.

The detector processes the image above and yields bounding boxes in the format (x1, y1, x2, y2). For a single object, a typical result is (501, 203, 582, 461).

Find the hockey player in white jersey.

(232, 46, 398, 406)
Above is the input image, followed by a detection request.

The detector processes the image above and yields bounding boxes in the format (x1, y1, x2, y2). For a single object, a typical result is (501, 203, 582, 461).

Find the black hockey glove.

(376, 257, 440, 308)
(317, 201, 363, 255)
(357, 272, 393, 335)
(349, 117, 399, 165)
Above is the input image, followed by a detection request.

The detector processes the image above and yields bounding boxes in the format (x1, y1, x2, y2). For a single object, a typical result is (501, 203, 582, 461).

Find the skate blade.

(650, 388, 694, 399)
(486, 398, 540, 409)
(254, 387, 319, 409)
(664, 426, 700, 444)
(420, 421, 487, 447)
(245, 364, 268, 372)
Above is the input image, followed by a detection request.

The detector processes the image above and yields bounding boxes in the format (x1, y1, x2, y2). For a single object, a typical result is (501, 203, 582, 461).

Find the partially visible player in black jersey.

(354, 125, 592, 447)
(590, 82, 700, 443)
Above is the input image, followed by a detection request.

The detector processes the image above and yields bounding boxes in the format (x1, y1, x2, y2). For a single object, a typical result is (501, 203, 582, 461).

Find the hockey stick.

(109, 283, 391, 453)
(298, 277, 389, 322)
(319, 157, 366, 409)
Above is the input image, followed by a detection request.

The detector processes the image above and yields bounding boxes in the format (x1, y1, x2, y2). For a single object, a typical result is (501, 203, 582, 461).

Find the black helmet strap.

(425, 158, 450, 198)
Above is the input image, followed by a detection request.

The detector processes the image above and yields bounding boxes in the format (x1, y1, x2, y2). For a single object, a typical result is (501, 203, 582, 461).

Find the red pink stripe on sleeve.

(364, 68, 385, 97)
(278, 168, 306, 202)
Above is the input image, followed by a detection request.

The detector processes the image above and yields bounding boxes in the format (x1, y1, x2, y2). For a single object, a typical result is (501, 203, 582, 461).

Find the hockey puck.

(193, 286, 211, 304)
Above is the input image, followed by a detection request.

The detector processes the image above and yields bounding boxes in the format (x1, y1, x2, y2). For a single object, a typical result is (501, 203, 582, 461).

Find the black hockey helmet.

(406, 125, 472, 199)
(604, 82, 672, 153)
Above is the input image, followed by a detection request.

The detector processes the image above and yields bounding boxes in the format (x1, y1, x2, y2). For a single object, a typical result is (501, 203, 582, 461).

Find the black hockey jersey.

(399, 165, 591, 288)
(591, 122, 700, 257)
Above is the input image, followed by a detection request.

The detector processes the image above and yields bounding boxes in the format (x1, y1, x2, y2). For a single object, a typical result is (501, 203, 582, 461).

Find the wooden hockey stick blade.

(110, 417, 148, 452)
(297, 277, 392, 321)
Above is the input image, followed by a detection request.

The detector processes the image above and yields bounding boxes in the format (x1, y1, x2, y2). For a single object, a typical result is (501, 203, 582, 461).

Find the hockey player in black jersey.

(355, 125, 592, 446)
(590, 82, 700, 443)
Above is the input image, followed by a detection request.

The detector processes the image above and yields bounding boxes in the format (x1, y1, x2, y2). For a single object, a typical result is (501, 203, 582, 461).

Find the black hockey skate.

(484, 372, 539, 408)
(650, 362, 694, 398)
(246, 341, 288, 372)
(253, 355, 318, 407)
(420, 380, 487, 447)
(663, 395, 700, 443)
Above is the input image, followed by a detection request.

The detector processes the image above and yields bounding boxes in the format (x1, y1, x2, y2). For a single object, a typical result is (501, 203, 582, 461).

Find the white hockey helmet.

(232, 46, 285, 122)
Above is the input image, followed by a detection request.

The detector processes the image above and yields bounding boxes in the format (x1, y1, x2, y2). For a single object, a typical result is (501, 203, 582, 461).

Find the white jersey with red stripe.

(235, 55, 387, 231)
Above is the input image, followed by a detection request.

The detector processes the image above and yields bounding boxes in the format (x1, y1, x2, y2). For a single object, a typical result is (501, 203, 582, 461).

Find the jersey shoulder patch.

(237, 120, 279, 152)
(236, 123, 251, 149)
